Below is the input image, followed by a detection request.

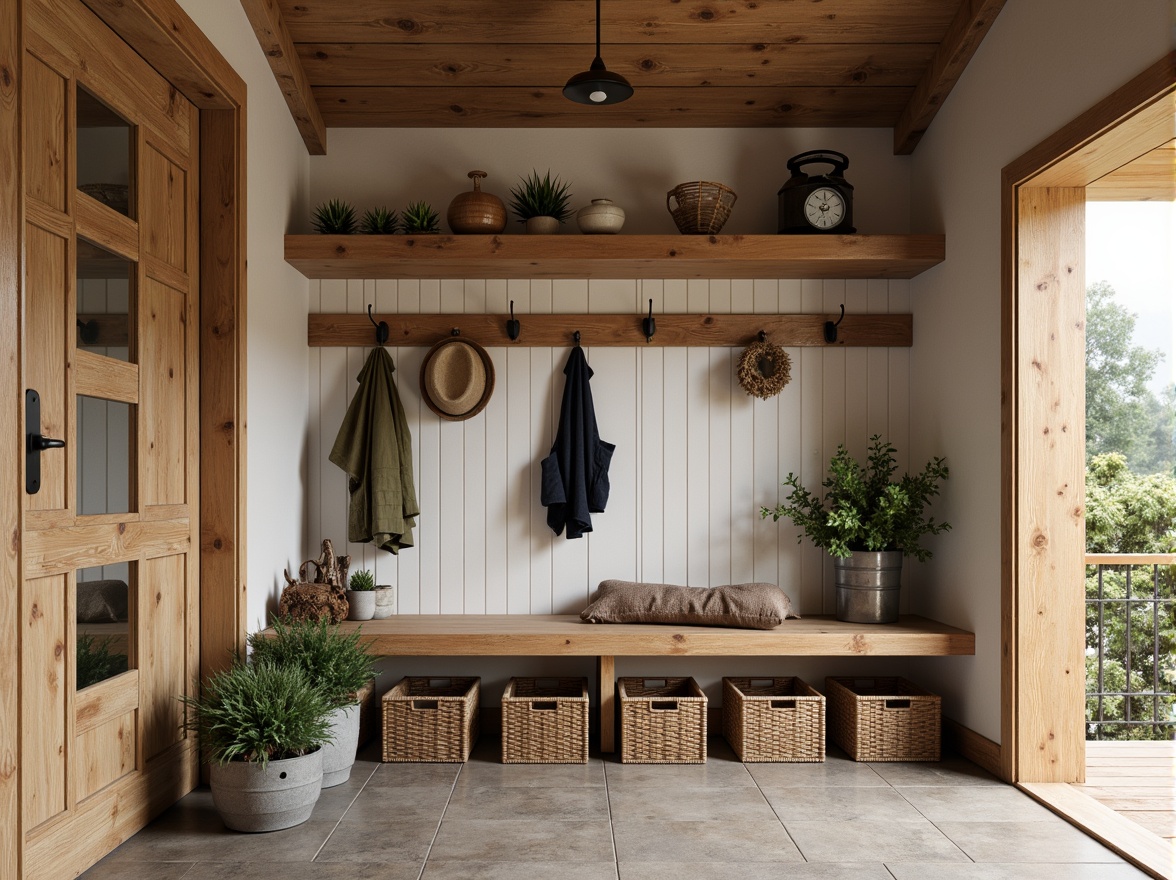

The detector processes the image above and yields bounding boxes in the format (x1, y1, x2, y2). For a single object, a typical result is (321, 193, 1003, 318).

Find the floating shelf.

(285, 233, 945, 280)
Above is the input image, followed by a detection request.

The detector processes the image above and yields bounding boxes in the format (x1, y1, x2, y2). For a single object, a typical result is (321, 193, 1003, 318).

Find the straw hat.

(419, 336, 495, 421)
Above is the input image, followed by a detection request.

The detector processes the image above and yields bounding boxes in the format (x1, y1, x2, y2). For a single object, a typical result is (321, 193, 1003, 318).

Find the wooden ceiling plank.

(313, 85, 911, 128)
(1086, 139, 1176, 201)
(240, 0, 328, 155)
(280, 0, 958, 45)
(892, 0, 1008, 154)
(297, 42, 936, 89)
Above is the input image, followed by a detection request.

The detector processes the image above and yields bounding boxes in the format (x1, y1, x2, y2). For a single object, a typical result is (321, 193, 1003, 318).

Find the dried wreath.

(737, 340, 792, 400)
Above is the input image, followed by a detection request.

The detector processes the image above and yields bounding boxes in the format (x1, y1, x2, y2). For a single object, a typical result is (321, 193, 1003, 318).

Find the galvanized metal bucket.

(834, 550, 903, 624)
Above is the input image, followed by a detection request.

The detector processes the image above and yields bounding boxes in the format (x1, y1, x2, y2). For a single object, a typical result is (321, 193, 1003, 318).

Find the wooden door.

(20, 0, 200, 875)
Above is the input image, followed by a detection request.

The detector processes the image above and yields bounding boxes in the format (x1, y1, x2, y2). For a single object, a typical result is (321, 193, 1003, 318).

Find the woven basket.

(618, 677, 707, 764)
(825, 676, 940, 762)
(382, 676, 479, 762)
(666, 181, 737, 234)
(722, 677, 825, 763)
(501, 677, 589, 764)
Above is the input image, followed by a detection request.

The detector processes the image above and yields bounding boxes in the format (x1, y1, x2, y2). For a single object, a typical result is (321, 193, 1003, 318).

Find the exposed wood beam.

(281, 0, 958, 45)
(315, 85, 910, 128)
(240, 0, 327, 155)
(1087, 139, 1176, 201)
(893, 0, 1007, 154)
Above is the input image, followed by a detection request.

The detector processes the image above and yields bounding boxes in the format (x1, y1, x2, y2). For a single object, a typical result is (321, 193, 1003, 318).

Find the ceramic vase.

(373, 585, 396, 619)
(525, 216, 560, 235)
(345, 590, 374, 621)
(447, 170, 507, 234)
(576, 199, 625, 234)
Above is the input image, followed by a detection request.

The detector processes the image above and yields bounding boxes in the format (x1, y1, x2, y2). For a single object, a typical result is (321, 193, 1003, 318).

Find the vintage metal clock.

(778, 150, 856, 234)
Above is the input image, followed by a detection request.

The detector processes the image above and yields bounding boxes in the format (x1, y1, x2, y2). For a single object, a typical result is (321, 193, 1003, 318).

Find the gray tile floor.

(80, 738, 1151, 880)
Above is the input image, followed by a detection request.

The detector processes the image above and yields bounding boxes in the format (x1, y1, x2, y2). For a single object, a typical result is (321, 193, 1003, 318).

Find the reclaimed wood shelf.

(271, 613, 973, 752)
(284, 233, 945, 280)
(309, 312, 912, 348)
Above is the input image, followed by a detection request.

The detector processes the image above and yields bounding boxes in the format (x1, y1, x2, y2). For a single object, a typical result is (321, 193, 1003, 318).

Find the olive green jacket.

(329, 348, 418, 553)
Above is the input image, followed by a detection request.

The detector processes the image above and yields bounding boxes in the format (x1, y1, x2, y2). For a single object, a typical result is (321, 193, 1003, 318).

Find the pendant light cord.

(595, 0, 602, 59)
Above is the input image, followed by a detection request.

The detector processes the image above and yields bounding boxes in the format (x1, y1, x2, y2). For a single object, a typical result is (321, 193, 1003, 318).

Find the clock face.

(804, 188, 846, 230)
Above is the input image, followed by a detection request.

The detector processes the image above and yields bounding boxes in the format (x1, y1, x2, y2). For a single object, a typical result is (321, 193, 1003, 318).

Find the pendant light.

(563, 0, 633, 105)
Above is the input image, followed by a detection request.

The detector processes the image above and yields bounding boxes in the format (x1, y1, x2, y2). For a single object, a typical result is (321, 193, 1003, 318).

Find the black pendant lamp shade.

(563, 0, 633, 105)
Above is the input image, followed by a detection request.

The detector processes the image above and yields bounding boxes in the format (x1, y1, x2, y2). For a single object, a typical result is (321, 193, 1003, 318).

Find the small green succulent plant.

(361, 206, 399, 234)
(509, 171, 573, 223)
(312, 199, 357, 234)
(401, 200, 440, 234)
(348, 569, 375, 591)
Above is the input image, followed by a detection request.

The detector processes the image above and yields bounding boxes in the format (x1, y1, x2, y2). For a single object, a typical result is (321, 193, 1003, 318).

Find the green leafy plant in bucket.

(248, 616, 376, 709)
(761, 435, 950, 561)
(312, 199, 357, 234)
(361, 206, 399, 234)
(180, 659, 332, 767)
(348, 569, 375, 591)
(401, 200, 440, 234)
(509, 170, 573, 223)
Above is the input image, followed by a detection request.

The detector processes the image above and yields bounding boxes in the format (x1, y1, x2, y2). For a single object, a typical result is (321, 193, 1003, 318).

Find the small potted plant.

(181, 659, 332, 832)
(401, 200, 440, 234)
(761, 435, 950, 624)
(311, 199, 357, 234)
(373, 582, 396, 619)
(345, 569, 376, 621)
(509, 170, 573, 234)
(248, 617, 377, 788)
(361, 205, 399, 234)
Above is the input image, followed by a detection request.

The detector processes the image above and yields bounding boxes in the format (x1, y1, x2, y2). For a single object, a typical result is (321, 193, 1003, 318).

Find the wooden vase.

(447, 170, 507, 234)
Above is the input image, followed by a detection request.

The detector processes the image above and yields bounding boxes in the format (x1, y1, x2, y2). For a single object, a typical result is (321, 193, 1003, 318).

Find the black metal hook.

(367, 304, 389, 345)
(823, 304, 845, 344)
(573, 330, 581, 346)
(76, 318, 99, 345)
(758, 329, 767, 343)
(641, 299, 656, 343)
(506, 300, 521, 341)
(451, 327, 461, 337)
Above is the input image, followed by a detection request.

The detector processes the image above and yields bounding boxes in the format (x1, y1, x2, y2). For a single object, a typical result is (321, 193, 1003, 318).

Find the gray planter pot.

(834, 550, 903, 624)
(321, 703, 360, 788)
(372, 585, 396, 619)
(209, 749, 323, 832)
(346, 590, 375, 620)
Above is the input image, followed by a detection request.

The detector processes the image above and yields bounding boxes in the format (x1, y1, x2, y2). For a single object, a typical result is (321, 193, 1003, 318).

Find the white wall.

(176, 0, 311, 632)
(907, 0, 1173, 741)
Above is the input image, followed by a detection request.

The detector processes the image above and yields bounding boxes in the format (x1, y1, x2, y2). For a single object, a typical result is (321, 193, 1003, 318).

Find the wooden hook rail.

(308, 312, 912, 348)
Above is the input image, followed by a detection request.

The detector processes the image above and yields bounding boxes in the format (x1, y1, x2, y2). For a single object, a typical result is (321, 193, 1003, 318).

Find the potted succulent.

(311, 199, 357, 234)
(181, 659, 331, 832)
(248, 617, 377, 788)
(361, 205, 399, 234)
(761, 435, 950, 624)
(509, 170, 573, 234)
(401, 200, 440, 234)
(345, 569, 376, 621)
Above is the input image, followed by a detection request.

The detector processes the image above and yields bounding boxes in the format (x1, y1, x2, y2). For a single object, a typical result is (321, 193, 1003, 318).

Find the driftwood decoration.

(279, 538, 353, 623)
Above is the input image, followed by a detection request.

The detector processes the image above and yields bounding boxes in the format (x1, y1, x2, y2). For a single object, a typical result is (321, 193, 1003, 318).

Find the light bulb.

(590, 90, 607, 103)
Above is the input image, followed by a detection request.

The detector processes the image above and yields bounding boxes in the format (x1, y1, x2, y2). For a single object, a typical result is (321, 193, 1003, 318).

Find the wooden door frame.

(1000, 51, 1176, 784)
(1, 1, 248, 876)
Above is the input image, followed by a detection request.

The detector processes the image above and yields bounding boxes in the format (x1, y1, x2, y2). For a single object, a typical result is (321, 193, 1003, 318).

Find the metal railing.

(1085, 553, 1176, 740)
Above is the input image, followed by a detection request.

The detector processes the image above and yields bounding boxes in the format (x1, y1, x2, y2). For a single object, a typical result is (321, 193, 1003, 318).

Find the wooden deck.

(1077, 740, 1176, 844)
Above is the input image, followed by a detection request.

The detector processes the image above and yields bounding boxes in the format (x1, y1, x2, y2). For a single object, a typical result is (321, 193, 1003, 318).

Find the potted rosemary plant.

(509, 170, 573, 234)
(762, 436, 950, 623)
(248, 617, 377, 787)
(181, 660, 331, 832)
(345, 568, 376, 621)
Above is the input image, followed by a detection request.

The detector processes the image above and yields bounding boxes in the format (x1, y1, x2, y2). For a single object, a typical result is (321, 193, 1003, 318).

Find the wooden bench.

(309, 614, 975, 752)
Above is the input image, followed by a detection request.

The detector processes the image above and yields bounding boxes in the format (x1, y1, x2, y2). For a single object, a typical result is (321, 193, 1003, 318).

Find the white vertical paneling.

(307, 274, 911, 618)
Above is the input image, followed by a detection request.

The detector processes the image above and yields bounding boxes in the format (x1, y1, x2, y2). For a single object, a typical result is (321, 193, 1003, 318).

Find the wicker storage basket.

(501, 677, 589, 764)
(618, 677, 707, 763)
(722, 677, 825, 763)
(825, 676, 940, 762)
(666, 181, 737, 234)
(382, 676, 480, 762)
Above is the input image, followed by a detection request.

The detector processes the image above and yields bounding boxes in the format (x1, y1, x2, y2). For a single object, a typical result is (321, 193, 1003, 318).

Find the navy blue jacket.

(540, 346, 615, 539)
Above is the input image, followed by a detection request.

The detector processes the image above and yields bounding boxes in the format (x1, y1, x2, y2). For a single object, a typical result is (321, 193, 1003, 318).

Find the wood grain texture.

(1015, 186, 1086, 783)
(74, 710, 136, 802)
(314, 84, 911, 128)
(24, 519, 192, 579)
(140, 145, 188, 274)
(140, 278, 187, 507)
(943, 716, 1003, 780)
(140, 553, 186, 760)
(892, 0, 1007, 154)
(22, 574, 68, 829)
(23, 53, 66, 211)
(286, 234, 946, 280)
(25, 223, 69, 512)
(298, 41, 935, 89)
(259, 614, 977, 657)
(1086, 139, 1176, 201)
(74, 192, 138, 266)
(280, 0, 958, 45)
(309, 311, 912, 348)
(73, 349, 138, 404)
(0, 0, 21, 873)
(598, 655, 615, 753)
(240, 0, 327, 154)
(75, 669, 139, 735)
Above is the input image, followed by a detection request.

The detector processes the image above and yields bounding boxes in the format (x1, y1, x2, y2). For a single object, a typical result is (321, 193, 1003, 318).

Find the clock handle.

(786, 150, 849, 176)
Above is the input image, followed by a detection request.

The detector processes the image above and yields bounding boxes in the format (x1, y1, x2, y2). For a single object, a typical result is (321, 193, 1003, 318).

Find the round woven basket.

(666, 181, 737, 234)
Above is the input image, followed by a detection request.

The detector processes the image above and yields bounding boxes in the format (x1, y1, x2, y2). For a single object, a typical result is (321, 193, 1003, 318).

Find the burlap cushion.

(580, 580, 798, 630)
(77, 579, 129, 623)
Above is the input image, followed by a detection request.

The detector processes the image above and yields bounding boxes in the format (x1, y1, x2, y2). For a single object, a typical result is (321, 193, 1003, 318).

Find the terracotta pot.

(525, 215, 560, 235)
(576, 199, 625, 234)
(447, 170, 507, 234)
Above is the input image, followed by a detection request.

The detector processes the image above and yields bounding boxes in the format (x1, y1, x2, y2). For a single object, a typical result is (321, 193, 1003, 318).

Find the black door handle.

(30, 434, 66, 451)
(26, 389, 66, 494)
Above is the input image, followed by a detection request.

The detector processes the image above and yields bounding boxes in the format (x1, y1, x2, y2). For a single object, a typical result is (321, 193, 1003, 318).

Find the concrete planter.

(321, 703, 360, 787)
(833, 550, 903, 624)
(346, 590, 375, 620)
(372, 585, 396, 619)
(209, 749, 323, 832)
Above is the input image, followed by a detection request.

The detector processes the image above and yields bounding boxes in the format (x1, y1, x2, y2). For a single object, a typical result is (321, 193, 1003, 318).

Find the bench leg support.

(597, 655, 615, 753)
